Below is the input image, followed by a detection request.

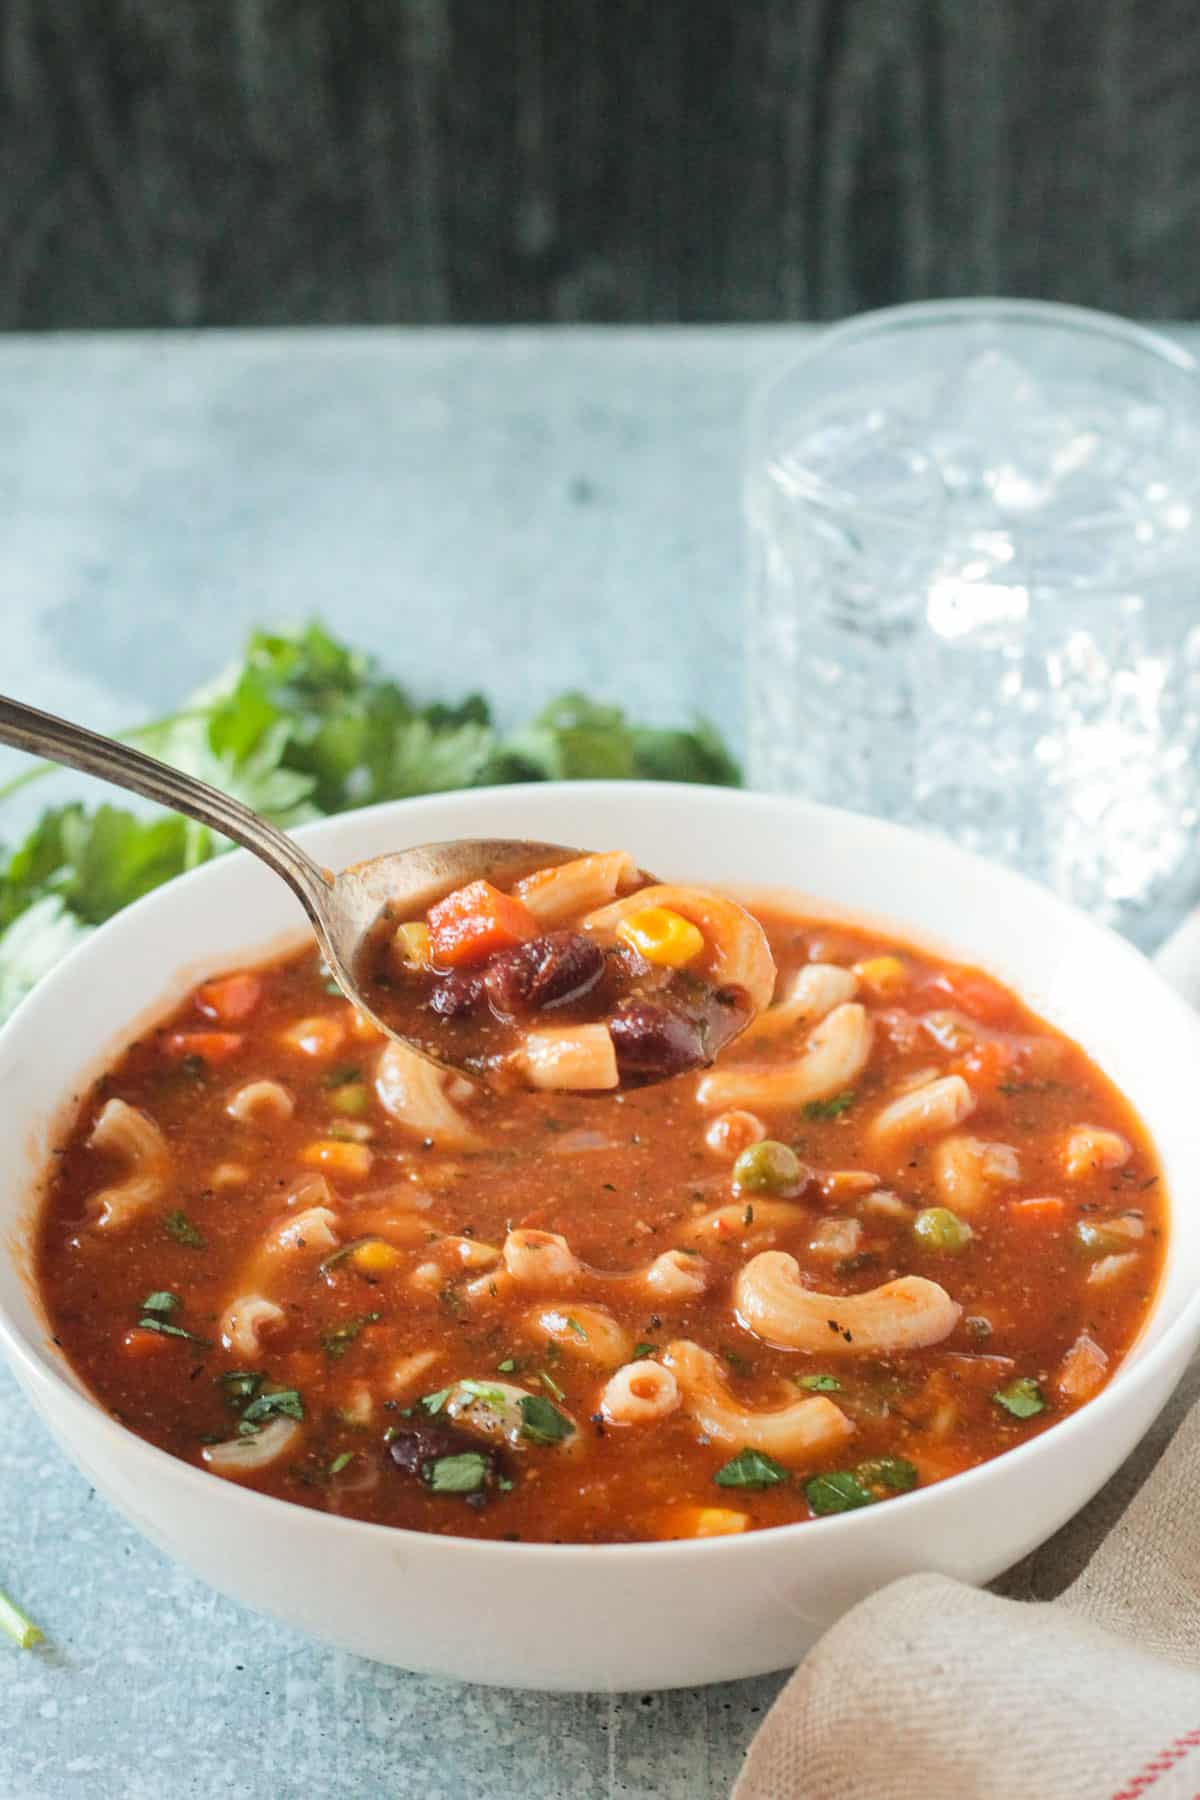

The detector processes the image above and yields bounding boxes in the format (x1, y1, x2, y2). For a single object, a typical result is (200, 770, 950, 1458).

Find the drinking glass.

(745, 300, 1200, 947)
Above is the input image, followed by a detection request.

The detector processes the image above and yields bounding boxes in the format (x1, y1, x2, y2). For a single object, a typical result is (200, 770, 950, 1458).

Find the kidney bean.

(485, 932, 604, 1018)
(387, 1416, 510, 1503)
(608, 998, 708, 1081)
(426, 969, 485, 1019)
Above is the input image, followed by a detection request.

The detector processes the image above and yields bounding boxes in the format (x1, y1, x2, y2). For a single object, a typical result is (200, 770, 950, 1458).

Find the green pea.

(732, 1139, 804, 1197)
(331, 1083, 370, 1117)
(913, 1206, 972, 1253)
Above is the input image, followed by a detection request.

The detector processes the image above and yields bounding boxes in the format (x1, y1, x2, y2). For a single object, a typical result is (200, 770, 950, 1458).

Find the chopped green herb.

(564, 1317, 587, 1340)
(217, 1370, 263, 1406)
(427, 1453, 488, 1494)
(713, 1448, 790, 1490)
(496, 1476, 515, 1493)
(382, 1425, 398, 1444)
(632, 1343, 658, 1360)
(538, 1370, 566, 1402)
(318, 1235, 380, 1275)
(805, 1471, 875, 1514)
(420, 1386, 454, 1416)
(0, 1585, 42, 1650)
(320, 1312, 382, 1360)
(803, 1092, 856, 1121)
(136, 1316, 212, 1347)
(455, 1380, 508, 1408)
(795, 1373, 842, 1392)
(329, 1452, 355, 1477)
(164, 1209, 205, 1249)
(321, 1064, 363, 1089)
(993, 1377, 1046, 1420)
(855, 1456, 918, 1494)
(519, 1394, 573, 1446)
(721, 1346, 753, 1376)
(496, 1358, 516, 1374)
(237, 1388, 304, 1435)
(140, 1290, 180, 1316)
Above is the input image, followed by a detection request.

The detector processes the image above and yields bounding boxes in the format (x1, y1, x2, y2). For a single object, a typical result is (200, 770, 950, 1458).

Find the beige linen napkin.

(736, 913, 1200, 1800)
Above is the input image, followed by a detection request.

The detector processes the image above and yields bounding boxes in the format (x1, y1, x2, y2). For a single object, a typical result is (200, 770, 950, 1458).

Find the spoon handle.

(0, 693, 332, 920)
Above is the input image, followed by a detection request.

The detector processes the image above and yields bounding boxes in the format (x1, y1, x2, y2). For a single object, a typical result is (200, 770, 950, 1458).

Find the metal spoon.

(0, 692, 589, 1072)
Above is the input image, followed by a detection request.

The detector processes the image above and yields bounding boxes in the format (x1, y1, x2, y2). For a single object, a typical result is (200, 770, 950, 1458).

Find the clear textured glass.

(746, 300, 1200, 949)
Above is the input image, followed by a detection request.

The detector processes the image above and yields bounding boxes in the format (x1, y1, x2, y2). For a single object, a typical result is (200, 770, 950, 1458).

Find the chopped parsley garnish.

(140, 1291, 180, 1316)
(632, 1343, 658, 1360)
(163, 1209, 205, 1249)
(237, 1388, 304, 1436)
(795, 1373, 842, 1392)
(496, 1358, 516, 1373)
(713, 1448, 790, 1490)
(136, 1316, 211, 1347)
(329, 1452, 355, 1477)
(538, 1370, 566, 1402)
(805, 1471, 874, 1514)
(519, 1394, 573, 1446)
(420, 1386, 454, 1415)
(427, 1453, 489, 1494)
(803, 1092, 856, 1121)
(720, 1346, 753, 1376)
(218, 1370, 263, 1406)
(993, 1377, 1046, 1420)
(320, 1312, 382, 1360)
(0, 1586, 43, 1651)
(318, 1235, 379, 1275)
(564, 1317, 587, 1340)
(806, 1457, 919, 1514)
(455, 1380, 507, 1408)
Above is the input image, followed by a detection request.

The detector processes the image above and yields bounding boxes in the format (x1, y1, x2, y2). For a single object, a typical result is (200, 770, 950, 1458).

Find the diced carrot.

(427, 881, 540, 967)
(1009, 1197, 1065, 1227)
(122, 1327, 169, 1358)
(924, 970, 1015, 1028)
(950, 1038, 1013, 1087)
(195, 972, 263, 1023)
(163, 1031, 245, 1065)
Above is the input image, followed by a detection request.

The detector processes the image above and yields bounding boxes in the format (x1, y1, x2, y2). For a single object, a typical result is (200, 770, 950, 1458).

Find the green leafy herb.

(632, 1343, 658, 1360)
(426, 1453, 489, 1495)
(140, 1291, 180, 1316)
(803, 1092, 857, 1121)
(805, 1471, 875, 1515)
(538, 1370, 566, 1402)
(329, 1452, 355, 1477)
(320, 1312, 382, 1360)
(420, 1386, 454, 1416)
(518, 1394, 574, 1446)
(855, 1456, 918, 1494)
(237, 1388, 304, 1436)
(713, 1448, 790, 1490)
(0, 622, 740, 1021)
(795, 1373, 842, 1392)
(164, 1209, 205, 1250)
(318, 1235, 380, 1275)
(564, 1317, 587, 1340)
(993, 1377, 1047, 1420)
(218, 1370, 263, 1406)
(496, 1358, 516, 1374)
(455, 1380, 508, 1408)
(136, 1316, 212, 1348)
(0, 1585, 42, 1650)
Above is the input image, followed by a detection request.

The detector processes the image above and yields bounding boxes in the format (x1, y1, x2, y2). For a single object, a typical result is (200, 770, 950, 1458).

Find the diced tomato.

(426, 880, 540, 968)
(1009, 1197, 1066, 1228)
(121, 1327, 169, 1358)
(195, 972, 262, 1023)
(950, 1038, 1014, 1087)
(163, 1030, 245, 1066)
(921, 970, 1016, 1028)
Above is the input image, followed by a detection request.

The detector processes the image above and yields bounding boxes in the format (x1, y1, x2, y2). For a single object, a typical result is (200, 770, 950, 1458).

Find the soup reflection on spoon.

(0, 695, 774, 1090)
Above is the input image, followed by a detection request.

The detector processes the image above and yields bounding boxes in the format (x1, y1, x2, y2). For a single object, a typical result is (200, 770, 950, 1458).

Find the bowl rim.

(3, 778, 1200, 1565)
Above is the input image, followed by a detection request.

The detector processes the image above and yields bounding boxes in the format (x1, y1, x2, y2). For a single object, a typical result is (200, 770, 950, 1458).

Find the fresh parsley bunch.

(0, 621, 739, 1021)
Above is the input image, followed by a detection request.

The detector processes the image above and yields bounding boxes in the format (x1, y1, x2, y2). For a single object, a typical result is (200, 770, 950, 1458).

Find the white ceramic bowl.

(3, 783, 1200, 1693)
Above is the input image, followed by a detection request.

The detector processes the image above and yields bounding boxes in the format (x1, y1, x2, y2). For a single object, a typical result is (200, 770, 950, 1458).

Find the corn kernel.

(281, 1015, 346, 1058)
(351, 1239, 401, 1274)
(616, 906, 705, 969)
(680, 1506, 749, 1538)
(301, 1139, 373, 1180)
(392, 921, 432, 972)
(853, 955, 908, 999)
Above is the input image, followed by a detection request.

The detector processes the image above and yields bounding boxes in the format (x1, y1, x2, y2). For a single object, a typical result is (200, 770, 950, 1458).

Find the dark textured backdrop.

(2, 0, 1197, 329)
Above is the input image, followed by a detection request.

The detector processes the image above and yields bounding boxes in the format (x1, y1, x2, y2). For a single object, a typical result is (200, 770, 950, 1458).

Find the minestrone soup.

(36, 890, 1165, 1543)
